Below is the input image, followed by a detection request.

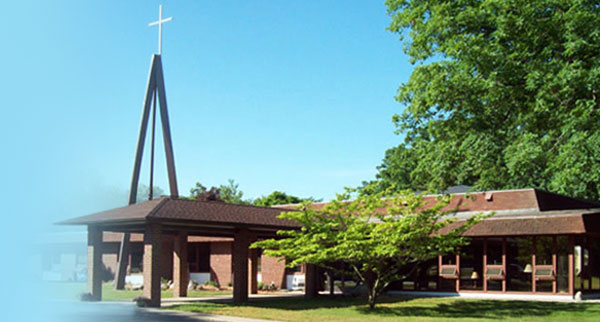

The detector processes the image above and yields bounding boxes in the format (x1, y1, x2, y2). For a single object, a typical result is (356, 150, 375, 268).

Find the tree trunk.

(368, 292, 377, 309)
(364, 273, 379, 309)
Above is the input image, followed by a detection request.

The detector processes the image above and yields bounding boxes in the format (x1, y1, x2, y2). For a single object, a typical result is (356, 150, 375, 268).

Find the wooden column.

(249, 248, 258, 295)
(568, 235, 575, 295)
(502, 237, 507, 293)
(483, 238, 488, 292)
(173, 232, 188, 298)
(328, 270, 335, 296)
(87, 226, 102, 301)
(437, 255, 442, 291)
(456, 253, 460, 292)
(532, 237, 537, 293)
(114, 233, 130, 290)
(233, 229, 249, 303)
(305, 263, 319, 299)
(552, 236, 557, 294)
(143, 223, 162, 307)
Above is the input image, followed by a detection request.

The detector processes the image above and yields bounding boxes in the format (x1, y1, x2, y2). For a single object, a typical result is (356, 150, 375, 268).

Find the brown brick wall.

(261, 255, 287, 289)
(210, 242, 232, 287)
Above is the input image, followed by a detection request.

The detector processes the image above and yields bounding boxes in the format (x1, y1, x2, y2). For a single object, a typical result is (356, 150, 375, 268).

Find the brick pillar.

(305, 263, 318, 299)
(143, 223, 162, 307)
(87, 226, 102, 301)
(233, 229, 249, 303)
(249, 248, 258, 294)
(173, 232, 188, 298)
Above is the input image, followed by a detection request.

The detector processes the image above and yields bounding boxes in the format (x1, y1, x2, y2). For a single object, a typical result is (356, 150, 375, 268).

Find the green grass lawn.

(44, 282, 231, 301)
(167, 296, 600, 322)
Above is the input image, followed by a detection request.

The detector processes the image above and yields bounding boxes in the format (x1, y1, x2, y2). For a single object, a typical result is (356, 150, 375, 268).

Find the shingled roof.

(59, 197, 300, 230)
(274, 188, 600, 236)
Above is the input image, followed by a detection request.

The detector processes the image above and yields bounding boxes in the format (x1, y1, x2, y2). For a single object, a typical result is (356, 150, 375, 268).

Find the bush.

(257, 281, 265, 290)
(268, 282, 278, 291)
(203, 280, 220, 288)
(133, 296, 152, 307)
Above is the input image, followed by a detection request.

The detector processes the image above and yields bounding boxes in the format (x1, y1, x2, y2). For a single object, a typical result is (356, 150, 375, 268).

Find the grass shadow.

(357, 299, 599, 319)
(169, 295, 600, 321)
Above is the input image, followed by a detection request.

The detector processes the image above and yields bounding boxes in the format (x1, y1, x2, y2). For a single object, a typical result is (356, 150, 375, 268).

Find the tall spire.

(115, 5, 178, 290)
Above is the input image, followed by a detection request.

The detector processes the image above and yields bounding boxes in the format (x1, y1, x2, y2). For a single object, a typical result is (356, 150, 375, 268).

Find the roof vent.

(485, 192, 493, 201)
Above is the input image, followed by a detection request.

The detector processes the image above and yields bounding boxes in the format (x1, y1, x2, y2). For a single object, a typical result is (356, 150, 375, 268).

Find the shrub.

(133, 296, 152, 307)
(268, 282, 278, 291)
(203, 280, 220, 288)
(257, 281, 265, 290)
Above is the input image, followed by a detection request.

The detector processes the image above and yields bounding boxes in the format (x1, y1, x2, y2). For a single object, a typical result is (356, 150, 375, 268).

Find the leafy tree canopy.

(253, 190, 321, 207)
(189, 179, 251, 204)
(189, 180, 316, 206)
(373, 0, 600, 200)
(253, 186, 483, 309)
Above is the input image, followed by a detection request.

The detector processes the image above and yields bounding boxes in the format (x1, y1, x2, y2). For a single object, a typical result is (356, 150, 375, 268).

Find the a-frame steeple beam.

(154, 55, 179, 197)
(115, 54, 178, 290)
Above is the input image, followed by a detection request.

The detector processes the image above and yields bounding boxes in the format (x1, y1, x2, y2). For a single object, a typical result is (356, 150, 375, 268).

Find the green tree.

(253, 191, 320, 207)
(190, 182, 209, 199)
(375, 0, 600, 199)
(218, 179, 251, 205)
(189, 179, 251, 204)
(252, 187, 483, 309)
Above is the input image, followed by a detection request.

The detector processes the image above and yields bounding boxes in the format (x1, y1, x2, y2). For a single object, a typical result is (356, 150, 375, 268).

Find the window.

(187, 243, 210, 273)
(460, 239, 483, 290)
(130, 251, 143, 273)
(487, 238, 503, 265)
(486, 266, 504, 280)
(556, 236, 569, 293)
(534, 266, 555, 280)
(440, 266, 458, 278)
(506, 237, 532, 292)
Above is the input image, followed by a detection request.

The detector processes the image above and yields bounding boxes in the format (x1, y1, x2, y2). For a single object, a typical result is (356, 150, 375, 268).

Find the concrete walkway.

(162, 291, 305, 307)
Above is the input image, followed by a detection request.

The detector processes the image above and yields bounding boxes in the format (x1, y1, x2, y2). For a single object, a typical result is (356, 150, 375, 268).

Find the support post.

(568, 235, 577, 295)
(305, 263, 318, 299)
(456, 253, 460, 292)
(568, 235, 574, 295)
(87, 226, 102, 301)
(502, 237, 507, 293)
(249, 247, 258, 295)
(327, 270, 335, 296)
(437, 255, 442, 291)
(173, 231, 188, 297)
(143, 223, 162, 307)
(233, 229, 249, 303)
(552, 236, 557, 294)
(483, 238, 488, 292)
(114, 233, 130, 290)
(532, 237, 537, 293)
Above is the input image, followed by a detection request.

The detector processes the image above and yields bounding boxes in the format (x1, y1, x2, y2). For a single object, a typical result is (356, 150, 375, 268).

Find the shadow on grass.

(357, 299, 598, 319)
(168, 296, 401, 312)
(169, 296, 600, 320)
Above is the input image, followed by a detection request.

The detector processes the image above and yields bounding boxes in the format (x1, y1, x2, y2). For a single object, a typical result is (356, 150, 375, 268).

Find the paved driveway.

(46, 301, 270, 322)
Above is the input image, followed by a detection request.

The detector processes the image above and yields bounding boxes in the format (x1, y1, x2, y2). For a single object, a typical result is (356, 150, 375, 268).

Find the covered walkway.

(59, 197, 320, 307)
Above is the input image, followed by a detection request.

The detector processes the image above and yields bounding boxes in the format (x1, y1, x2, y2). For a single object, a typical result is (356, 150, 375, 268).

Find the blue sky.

(1, 0, 414, 229)
(0, 1, 414, 316)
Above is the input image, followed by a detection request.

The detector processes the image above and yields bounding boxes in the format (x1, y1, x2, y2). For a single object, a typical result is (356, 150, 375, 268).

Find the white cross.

(148, 5, 173, 55)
